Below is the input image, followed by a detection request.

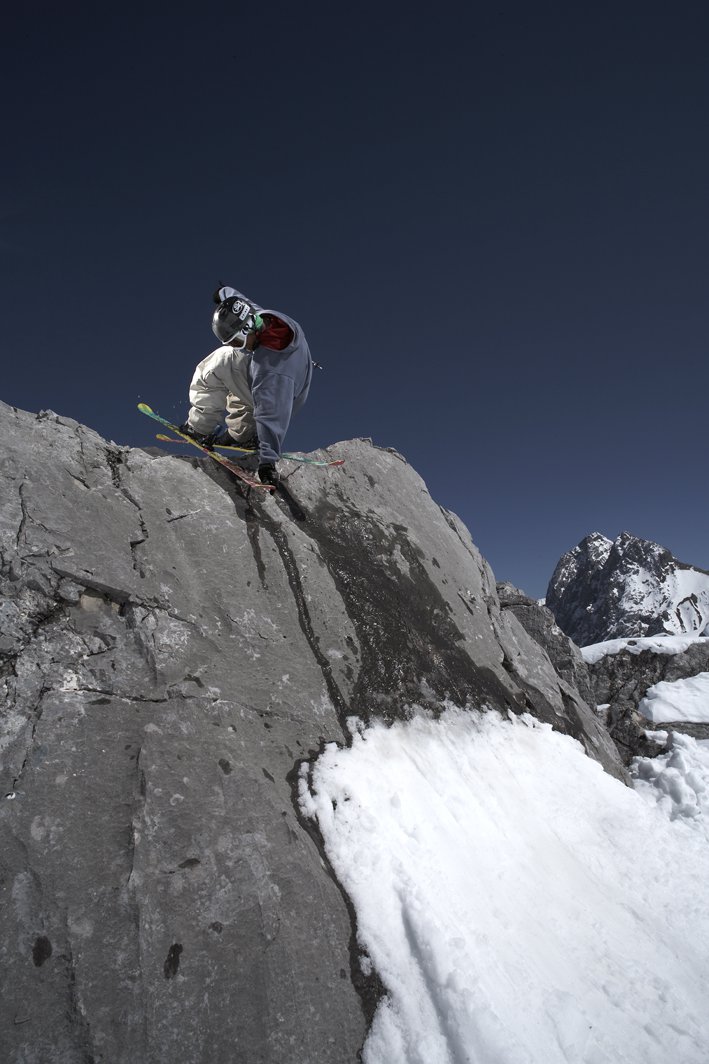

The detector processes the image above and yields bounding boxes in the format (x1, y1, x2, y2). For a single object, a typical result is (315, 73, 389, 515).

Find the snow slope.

(301, 709, 709, 1064)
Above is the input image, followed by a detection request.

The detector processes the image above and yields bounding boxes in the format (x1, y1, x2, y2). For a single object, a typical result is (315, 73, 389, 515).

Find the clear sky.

(3, 3, 708, 598)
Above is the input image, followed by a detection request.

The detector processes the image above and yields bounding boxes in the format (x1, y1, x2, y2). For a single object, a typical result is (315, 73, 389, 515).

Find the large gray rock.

(0, 401, 626, 1063)
(497, 581, 594, 706)
(495, 581, 642, 766)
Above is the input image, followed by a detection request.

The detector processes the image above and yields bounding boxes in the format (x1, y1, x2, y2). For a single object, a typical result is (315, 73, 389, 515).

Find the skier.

(180, 285, 313, 486)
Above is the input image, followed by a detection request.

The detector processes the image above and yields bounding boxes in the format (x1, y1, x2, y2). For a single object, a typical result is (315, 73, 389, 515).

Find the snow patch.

(301, 707, 709, 1064)
(581, 633, 709, 664)
(632, 732, 709, 833)
(638, 672, 709, 724)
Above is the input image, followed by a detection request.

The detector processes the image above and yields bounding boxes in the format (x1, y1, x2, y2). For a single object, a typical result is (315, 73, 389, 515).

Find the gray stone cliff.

(495, 582, 659, 766)
(0, 401, 626, 1064)
(496, 582, 594, 707)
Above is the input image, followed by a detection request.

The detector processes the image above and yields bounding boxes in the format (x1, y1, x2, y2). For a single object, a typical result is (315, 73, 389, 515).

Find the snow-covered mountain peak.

(547, 532, 612, 603)
(546, 531, 709, 645)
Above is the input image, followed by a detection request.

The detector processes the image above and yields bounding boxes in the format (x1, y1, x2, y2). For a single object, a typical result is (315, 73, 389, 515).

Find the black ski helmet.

(212, 297, 263, 346)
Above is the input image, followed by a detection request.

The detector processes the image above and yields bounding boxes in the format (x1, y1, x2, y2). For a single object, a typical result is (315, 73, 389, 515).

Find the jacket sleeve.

(187, 350, 231, 433)
(250, 362, 296, 464)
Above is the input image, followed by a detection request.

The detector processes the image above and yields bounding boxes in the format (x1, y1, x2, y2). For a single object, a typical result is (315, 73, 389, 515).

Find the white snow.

(602, 544, 709, 637)
(632, 733, 709, 831)
(638, 672, 709, 723)
(300, 708, 709, 1064)
(581, 633, 709, 664)
(670, 568, 709, 632)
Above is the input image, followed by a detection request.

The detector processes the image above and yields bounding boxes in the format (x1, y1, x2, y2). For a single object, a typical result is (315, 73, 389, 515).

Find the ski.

(137, 404, 274, 491)
(154, 432, 344, 467)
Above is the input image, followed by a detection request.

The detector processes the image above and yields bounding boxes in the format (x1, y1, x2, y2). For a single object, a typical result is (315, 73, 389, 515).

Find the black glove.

(258, 463, 280, 487)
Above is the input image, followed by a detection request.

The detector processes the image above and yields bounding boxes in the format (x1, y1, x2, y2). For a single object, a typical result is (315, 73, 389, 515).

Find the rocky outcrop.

(546, 532, 709, 646)
(495, 582, 661, 766)
(497, 582, 594, 706)
(587, 641, 709, 754)
(0, 401, 626, 1064)
(589, 641, 709, 708)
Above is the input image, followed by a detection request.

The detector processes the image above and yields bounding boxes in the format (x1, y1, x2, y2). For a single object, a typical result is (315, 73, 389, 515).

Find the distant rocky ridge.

(546, 531, 709, 647)
(0, 401, 625, 1064)
(540, 532, 709, 762)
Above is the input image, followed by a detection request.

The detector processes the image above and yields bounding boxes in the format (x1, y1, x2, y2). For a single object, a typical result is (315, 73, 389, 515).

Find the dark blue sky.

(3, 3, 708, 598)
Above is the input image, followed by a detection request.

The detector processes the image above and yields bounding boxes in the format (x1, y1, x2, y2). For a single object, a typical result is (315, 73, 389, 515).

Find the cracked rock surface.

(0, 401, 626, 1063)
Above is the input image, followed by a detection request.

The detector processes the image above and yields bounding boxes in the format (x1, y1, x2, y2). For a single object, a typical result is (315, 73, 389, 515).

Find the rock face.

(497, 582, 594, 707)
(0, 401, 626, 1064)
(494, 584, 692, 765)
(546, 531, 709, 646)
(494, 581, 662, 767)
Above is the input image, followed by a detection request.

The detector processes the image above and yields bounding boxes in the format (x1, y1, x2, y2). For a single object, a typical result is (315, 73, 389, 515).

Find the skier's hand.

(258, 463, 280, 487)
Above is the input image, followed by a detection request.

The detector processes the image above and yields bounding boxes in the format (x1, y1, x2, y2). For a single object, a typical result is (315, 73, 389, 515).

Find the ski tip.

(137, 402, 153, 414)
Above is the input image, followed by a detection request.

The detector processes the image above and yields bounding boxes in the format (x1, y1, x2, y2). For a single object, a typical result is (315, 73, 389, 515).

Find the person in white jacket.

(181, 286, 313, 486)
